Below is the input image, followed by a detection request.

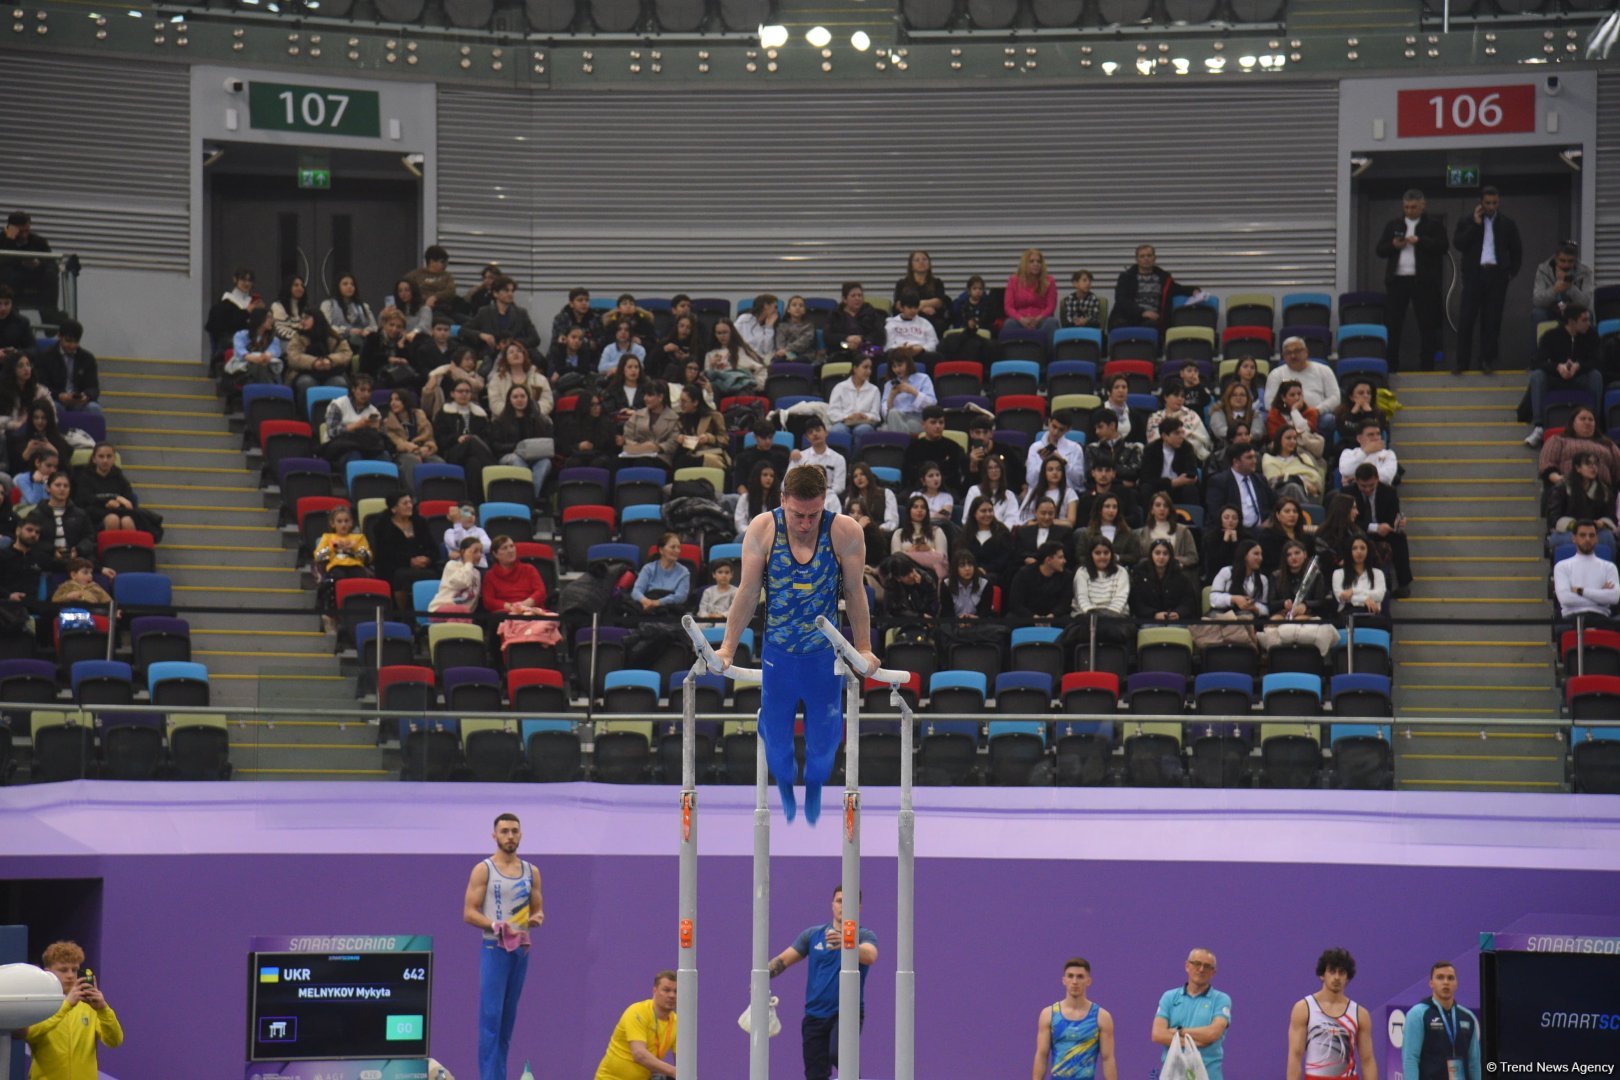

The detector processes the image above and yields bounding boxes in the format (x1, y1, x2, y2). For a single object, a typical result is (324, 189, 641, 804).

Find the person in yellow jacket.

(24, 940, 123, 1080)
(594, 970, 678, 1080)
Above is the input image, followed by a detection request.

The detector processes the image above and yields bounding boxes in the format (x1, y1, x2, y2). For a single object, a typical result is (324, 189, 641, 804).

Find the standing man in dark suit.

(1375, 189, 1449, 371)
(1451, 186, 1523, 374)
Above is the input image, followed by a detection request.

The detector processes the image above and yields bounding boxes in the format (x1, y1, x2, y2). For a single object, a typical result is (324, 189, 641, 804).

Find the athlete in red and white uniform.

(1286, 947, 1379, 1080)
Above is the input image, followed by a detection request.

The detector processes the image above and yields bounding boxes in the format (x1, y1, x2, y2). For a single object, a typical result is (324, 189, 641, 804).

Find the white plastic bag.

(737, 995, 782, 1037)
(1158, 1031, 1211, 1080)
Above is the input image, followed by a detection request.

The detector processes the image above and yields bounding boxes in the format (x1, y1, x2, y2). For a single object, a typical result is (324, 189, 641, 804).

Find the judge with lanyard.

(1402, 961, 1482, 1080)
(711, 463, 879, 825)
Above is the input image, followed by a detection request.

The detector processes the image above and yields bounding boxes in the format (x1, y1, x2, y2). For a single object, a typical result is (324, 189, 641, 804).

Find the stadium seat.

(989, 360, 1041, 398)
(71, 660, 134, 707)
(130, 616, 192, 677)
(946, 638, 1003, 689)
(672, 466, 726, 500)
(986, 718, 1047, 786)
(1560, 629, 1620, 679)
(1336, 323, 1389, 361)
(1106, 331, 1157, 366)
(100, 712, 166, 781)
(377, 665, 436, 742)
(1136, 626, 1195, 680)
(1259, 721, 1323, 788)
(443, 665, 503, 713)
(243, 383, 298, 449)
(461, 718, 525, 782)
(614, 466, 668, 512)
(1333, 627, 1391, 678)
(1060, 671, 1119, 716)
(918, 715, 979, 787)
(1123, 720, 1184, 786)
(480, 501, 533, 541)
(1010, 626, 1064, 685)
(1338, 291, 1386, 327)
(1046, 360, 1098, 398)
(149, 661, 210, 708)
(999, 328, 1047, 365)
(347, 460, 401, 504)
(1126, 671, 1185, 716)
(400, 716, 466, 781)
(671, 670, 728, 714)
(1282, 325, 1333, 362)
(994, 671, 1053, 715)
(1329, 721, 1393, 791)
(518, 719, 581, 782)
(508, 668, 568, 713)
(1221, 325, 1274, 362)
(297, 495, 350, 555)
(1569, 720, 1620, 795)
(1051, 329, 1103, 366)
(29, 710, 96, 782)
(112, 572, 172, 612)
(863, 672, 921, 714)
(927, 670, 987, 716)
(933, 361, 984, 399)
(481, 465, 535, 506)
(1193, 671, 1255, 720)
(594, 719, 654, 783)
(560, 505, 615, 570)
(1281, 292, 1332, 330)
(1165, 326, 1216, 364)
(620, 505, 666, 560)
(1168, 293, 1218, 330)
(764, 363, 815, 401)
(96, 530, 156, 574)
(0, 658, 58, 706)
(1262, 672, 1322, 716)
(994, 394, 1047, 439)
(558, 467, 612, 512)
(355, 621, 414, 694)
(575, 627, 629, 701)
(415, 462, 468, 504)
(429, 623, 489, 674)
(169, 713, 232, 780)
(260, 420, 315, 478)
(55, 613, 111, 675)
(276, 458, 333, 525)
(337, 578, 394, 642)
(306, 385, 348, 428)
(1225, 293, 1276, 331)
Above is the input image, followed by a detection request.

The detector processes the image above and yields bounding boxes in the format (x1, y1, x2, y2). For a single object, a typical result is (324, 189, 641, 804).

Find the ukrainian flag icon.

(258, 967, 280, 983)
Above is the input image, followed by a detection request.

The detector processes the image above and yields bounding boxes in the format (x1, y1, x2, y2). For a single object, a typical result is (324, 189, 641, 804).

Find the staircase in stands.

(1388, 367, 1565, 792)
(99, 356, 383, 780)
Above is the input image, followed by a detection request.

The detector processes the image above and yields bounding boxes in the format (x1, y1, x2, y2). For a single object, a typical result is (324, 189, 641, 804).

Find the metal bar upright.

(894, 683, 916, 1080)
(837, 651, 862, 1080)
(749, 723, 771, 1080)
(676, 662, 700, 1080)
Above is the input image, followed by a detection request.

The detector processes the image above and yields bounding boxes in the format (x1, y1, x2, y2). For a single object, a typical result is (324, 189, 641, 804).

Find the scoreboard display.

(247, 936, 433, 1063)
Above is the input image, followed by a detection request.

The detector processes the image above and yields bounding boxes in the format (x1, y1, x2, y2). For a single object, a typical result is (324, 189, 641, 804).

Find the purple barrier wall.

(3, 783, 1618, 1080)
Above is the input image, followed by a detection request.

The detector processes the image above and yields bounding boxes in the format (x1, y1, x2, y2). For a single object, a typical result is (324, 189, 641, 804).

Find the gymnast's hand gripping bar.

(814, 615, 909, 686)
(681, 614, 763, 681)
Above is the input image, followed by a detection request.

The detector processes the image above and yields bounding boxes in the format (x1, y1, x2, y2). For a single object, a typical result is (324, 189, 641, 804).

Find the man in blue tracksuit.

(770, 885, 880, 1080)
(1402, 961, 1483, 1080)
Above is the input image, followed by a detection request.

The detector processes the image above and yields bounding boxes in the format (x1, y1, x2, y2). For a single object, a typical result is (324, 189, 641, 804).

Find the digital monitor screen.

(247, 949, 432, 1062)
(1485, 950, 1620, 1064)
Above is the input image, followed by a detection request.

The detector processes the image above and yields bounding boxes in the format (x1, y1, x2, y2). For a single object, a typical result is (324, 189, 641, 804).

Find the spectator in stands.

(1133, 491, 1200, 575)
(1139, 417, 1200, 505)
(1377, 188, 1450, 371)
(1206, 443, 1273, 533)
(406, 244, 458, 310)
(1024, 413, 1085, 495)
(322, 273, 379, 354)
(900, 406, 965, 494)
(1022, 454, 1080, 527)
(704, 318, 766, 395)
(1075, 452, 1139, 528)
(52, 557, 112, 607)
(1087, 409, 1142, 490)
(1079, 493, 1141, 567)
(382, 388, 441, 493)
(895, 251, 951, 335)
(287, 308, 353, 407)
(361, 309, 420, 393)
(434, 378, 496, 497)
(442, 504, 492, 567)
(1452, 186, 1522, 374)
(1538, 406, 1620, 489)
(1545, 451, 1615, 550)
(1060, 269, 1100, 330)
(1262, 539, 1337, 656)
(313, 506, 373, 626)
(428, 535, 483, 616)
(0, 517, 44, 613)
(1209, 538, 1272, 621)
(735, 294, 783, 362)
(828, 354, 882, 440)
(953, 275, 995, 339)
(271, 275, 310, 341)
(1219, 354, 1265, 411)
(734, 423, 788, 496)
(1146, 380, 1211, 462)
(1265, 337, 1341, 433)
(14, 449, 55, 508)
(1003, 248, 1059, 341)
(422, 347, 485, 419)
(487, 341, 552, 418)
(599, 318, 648, 377)
(826, 282, 885, 363)
(879, 350, 936, 435)
(1202, 504, 1247, 583)
(672, 353, 716, 413)
(491, 385, 555, 499)
(0, 355, 49, 454)
(962, 495, 1016, 585)
(1131, 538, 1197, 623)
(776, 295, 816, 361)
(1338, 420, 1399, 487)
(482, 534, 546, 616)
(1524, 304, 1601, 449)
(735, 461, 780, 535)
(75, 443, 159, 537)
(1263, 426, 1326, 504)
(604, 353, 648, 417)
(945, 549, 994, 621)
(0, 285, 30, 360)
(1332, 379, 1382, 451)
(1554, 519, 1620, 630)
(12, 401, 69, 478)
(1177, 361, 1212, 417)
(845, 462, 899, 560)
(789, 417, 844, 494)
(226, 306, 284, 388)
(912, 463, 954, 526)
(1015, 498, 1074, 566)
(551, 287, 601, 349)
(658, 315, 702, 381)
(464, 275, 540, 360)
(319, 376, 388, 469)
(557, 391, 619, 471)
(631, 532, 691, 616)
(963, 453, 1020, 529)
(206, 267, 258, 357)
(673, 385, 730, 474)
(1110, 244, 1196, 337)
(697, 559, 736, 621)
(967, 414, 1019, 492)
(882, 552, 940, 623)
(463, 263, 501, 314)
(1209, 382, 1263, 447)
(1266, 380, 1321, 447)
(1258, 496, 1316, 573)
(1072, 537, 1130, 634)
(601, 293, 657, 350)
(885, 288, 939, 360)
(32, 472, 94, 566)
(1008, 540, 1071, 622)
(1531, 241, 1592, 324)
(35, 318, 99, 415)
(0, 211, 62, 320)
(1332, 534, 1386, 622)
(385, 277, 432, 339)
(411, 316, 462, 390)
(1313, 492, 1361, 574)
(892, 494, 949, 581)
(1099, 375, 1133, 439)
(1350, 461, 1413, 595)
(618, 380, 679, 471)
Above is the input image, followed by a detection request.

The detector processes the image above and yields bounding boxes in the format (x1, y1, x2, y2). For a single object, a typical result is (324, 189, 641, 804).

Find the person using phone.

(1531, 241, 1593, 324)
(1451, 185, 1522, 374)
(23, 940, 125, 1077)
(1374, 189, 1449, 371)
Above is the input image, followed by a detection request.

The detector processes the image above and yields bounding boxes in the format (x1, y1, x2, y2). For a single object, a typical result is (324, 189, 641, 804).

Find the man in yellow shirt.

(594, 969, 678, 1080)
(23, 940, 124, 1080)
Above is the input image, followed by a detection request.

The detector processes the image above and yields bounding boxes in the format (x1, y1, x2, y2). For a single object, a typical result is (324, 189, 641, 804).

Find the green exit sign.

(298, 168, 331, 190)
(248, 81, 381, 138)
(1446, 165, 1480, 188)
